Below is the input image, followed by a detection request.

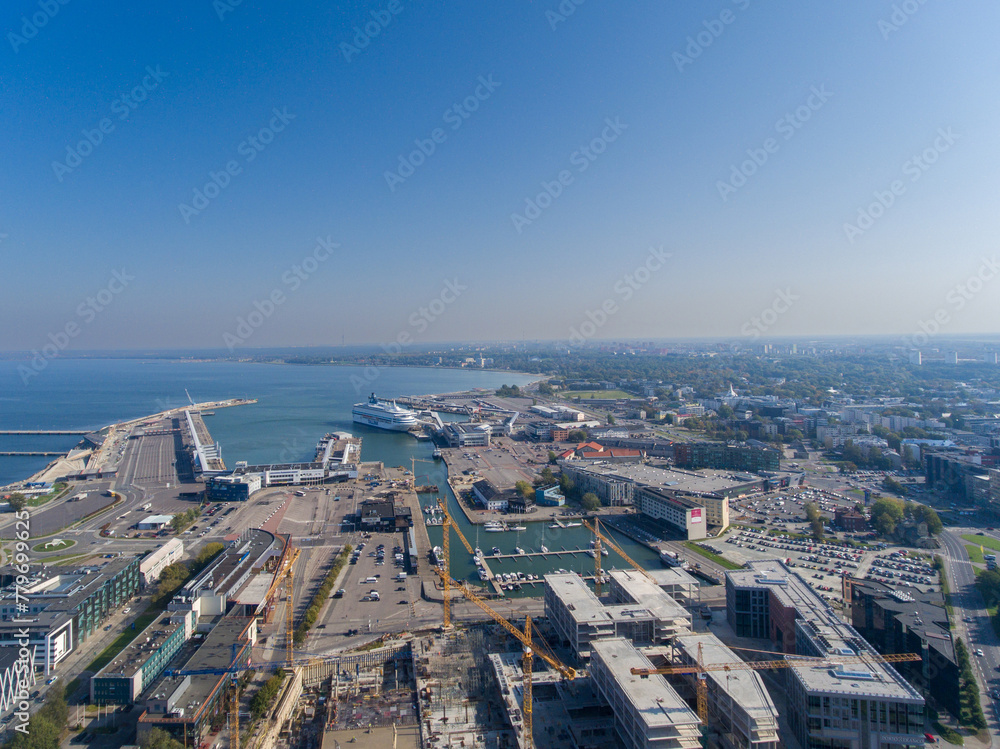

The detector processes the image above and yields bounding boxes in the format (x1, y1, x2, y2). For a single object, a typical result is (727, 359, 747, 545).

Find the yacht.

(352, 393, 419, 431)
(478, 567, 490, 581)
(515, 547, 525, 555)
(484, 522, 505, 533)
(432, 447, 443, 459)
(508, 524, 527, 532)
(491, 546, 501, 556)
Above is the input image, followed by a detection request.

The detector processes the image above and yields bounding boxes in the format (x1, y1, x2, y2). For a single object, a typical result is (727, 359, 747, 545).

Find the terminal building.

(544, 571, 690, 660)
(590, 638, 702, 749)
(726, 560, 925, 749)
(445, 421, 492, 447)
(0, 556, 141, 674)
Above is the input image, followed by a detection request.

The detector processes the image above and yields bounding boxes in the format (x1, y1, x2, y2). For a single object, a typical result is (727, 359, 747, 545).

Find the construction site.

(124, 484, 929, 749)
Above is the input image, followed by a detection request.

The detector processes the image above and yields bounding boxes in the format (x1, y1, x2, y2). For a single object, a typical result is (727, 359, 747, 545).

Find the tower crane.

(581, 518, 656, 594)
(631, 648, 922, 723)
(436, 498, 473, 628)
(435, 570, 576, 749)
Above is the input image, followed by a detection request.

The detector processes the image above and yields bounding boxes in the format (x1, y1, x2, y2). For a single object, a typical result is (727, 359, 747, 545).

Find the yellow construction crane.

(436, 571, 576, 748)
(437, 498, 473, 628)
(631, 649, 922, 723)
(582, 518, 656, 594)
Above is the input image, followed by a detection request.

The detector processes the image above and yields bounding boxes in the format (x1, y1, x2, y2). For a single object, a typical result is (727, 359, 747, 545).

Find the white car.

(976, 648, 985, 657)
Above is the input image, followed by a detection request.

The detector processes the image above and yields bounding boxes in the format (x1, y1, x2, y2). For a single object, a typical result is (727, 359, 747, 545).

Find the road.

(940, 529, 999, 733)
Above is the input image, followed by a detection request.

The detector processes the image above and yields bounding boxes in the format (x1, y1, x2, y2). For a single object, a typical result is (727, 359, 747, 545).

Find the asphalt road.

(940, 529, 1000, 729)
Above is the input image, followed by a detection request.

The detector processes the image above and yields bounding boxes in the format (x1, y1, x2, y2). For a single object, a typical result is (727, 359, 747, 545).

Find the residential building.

(672, 633, 779, 749)
(673, 442, 780, 472)
(590, 638, 702, 749)
(544, 572, 690, 660)
(139, 539, 184, 587)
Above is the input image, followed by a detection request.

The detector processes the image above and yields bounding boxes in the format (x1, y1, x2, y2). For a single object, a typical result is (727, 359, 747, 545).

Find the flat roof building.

(138, 613, 256, 745)
(140, 539, 184, 586)
(544, 572, 690, 660)
(672, 634, 779, 749)
(590, 638, 702, 749)
(726, 560, 925, 749)
(91, 611, 194, 705)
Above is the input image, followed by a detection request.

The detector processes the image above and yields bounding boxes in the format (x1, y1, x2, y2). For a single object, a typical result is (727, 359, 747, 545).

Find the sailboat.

(473, 527, 483, 561)
(539, 524, 549, 554)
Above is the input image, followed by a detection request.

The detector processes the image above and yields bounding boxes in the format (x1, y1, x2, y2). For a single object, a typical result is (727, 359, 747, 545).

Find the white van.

(369, 591, 380, 600)
(364, 576, 378, 584)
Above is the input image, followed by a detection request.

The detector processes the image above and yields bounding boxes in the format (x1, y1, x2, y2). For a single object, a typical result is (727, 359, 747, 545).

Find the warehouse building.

(590, 638, 702, 749)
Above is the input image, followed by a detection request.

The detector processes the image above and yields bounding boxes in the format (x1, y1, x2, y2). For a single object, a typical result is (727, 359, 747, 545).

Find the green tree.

(606, 415, 616, 425)
(141, 728, 186, 749)
(567, 429, 587, 442)
(7, 493, 27, 512)
(558, 474, 575, 496)
(547, 450, 557, 465)
(538, 382, 555, 395)
(870, 497, 905, 537)
(515, 481, 534, 499)
(581, 493, 601, 512)
(717, 404, 734, 419)
(805, 501, 825, 541)
(534, 467, 555, 486)
(917, 505, 943, 535)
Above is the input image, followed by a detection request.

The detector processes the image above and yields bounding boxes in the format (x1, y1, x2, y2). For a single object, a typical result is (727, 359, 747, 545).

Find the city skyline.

(3, 1, 1000, 351)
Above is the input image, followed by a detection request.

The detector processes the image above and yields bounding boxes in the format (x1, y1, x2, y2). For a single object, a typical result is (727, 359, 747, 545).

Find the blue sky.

(2, 0, 999, 351)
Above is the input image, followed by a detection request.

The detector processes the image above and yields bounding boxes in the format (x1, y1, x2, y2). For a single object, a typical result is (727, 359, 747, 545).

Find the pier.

(486, 547, 597, 561)
(0, 451, 66, 456)
(0, 430, 88, 435)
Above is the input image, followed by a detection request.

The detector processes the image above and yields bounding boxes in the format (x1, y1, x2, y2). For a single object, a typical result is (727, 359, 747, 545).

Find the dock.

(486, 547, 597, 561)
(0, 430, 88, 435)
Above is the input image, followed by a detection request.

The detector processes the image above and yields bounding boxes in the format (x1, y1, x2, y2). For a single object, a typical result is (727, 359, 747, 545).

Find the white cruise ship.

(352, 393, 419, 431)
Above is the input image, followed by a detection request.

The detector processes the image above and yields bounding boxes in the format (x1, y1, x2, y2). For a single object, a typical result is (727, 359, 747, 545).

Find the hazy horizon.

(4, 1, 1000, 352)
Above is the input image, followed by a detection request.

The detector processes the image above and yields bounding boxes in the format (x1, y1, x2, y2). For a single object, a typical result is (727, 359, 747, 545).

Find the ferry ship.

(352, 393, 419, 431)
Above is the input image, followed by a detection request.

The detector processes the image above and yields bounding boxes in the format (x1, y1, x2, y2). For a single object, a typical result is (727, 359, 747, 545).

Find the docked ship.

(352, 393, 419, 431)
(484, 522, 506, 532)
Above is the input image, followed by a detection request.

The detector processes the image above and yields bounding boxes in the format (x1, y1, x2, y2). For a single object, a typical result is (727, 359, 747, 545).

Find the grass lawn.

(933, 722, 964, 745)
(83, 608, 163, 675)
(961, 534, 1000, 554)
(26, 482, 68, 507)
(965, 545, 985, 564)
(684, 542, 744, 571)
(33, 538, 75, 553)
(562, 390, 634, 400)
